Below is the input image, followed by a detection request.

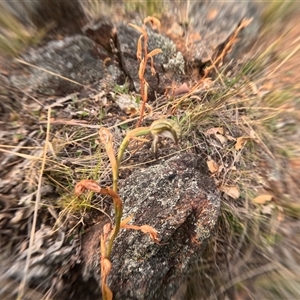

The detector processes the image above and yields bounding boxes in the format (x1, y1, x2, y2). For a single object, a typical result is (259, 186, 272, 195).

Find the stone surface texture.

(10, 35, 123, 95)
(188, 1, 260, 64)
(81, 153, 220, 299)
(117, 23, 185, 97)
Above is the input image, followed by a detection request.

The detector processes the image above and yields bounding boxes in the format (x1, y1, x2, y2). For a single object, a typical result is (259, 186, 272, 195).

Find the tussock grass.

(177, 2, 300, 299)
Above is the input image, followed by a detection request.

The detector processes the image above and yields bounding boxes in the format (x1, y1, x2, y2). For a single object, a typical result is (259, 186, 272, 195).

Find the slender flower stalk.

(75, 118, 180, 300)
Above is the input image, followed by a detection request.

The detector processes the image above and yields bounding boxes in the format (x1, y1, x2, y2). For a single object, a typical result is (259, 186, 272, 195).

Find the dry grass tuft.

(178, 2, 300, 299)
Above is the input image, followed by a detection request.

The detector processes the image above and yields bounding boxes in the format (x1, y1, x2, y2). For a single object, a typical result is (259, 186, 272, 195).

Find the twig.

(44, 92, 79, 109)
(0, 130, 37, 166)
(15, 58, 85, 87)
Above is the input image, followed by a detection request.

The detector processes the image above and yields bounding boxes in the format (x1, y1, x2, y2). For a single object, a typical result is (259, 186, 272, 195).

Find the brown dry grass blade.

(144, 16, 161, 32)
(102, 284, 113, 300)
(74, 179, 102, 196)
(139, 225, 159, 243)
(148, 49, 162, 75)
(121, 216, 159, 243)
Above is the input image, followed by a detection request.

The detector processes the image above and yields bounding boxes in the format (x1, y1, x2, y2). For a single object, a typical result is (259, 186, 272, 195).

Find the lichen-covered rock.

(81, 153, 220, 299)
(117, 23, 185, 97)
(9, 35, 123, 95)
(188, 1, 260, 64)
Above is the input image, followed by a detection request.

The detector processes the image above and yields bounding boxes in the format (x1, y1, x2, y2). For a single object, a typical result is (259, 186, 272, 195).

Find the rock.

(82, 17, 116, 53)
(81, 153, 220, 299)
(117, 23, 185, 98)
(10, 35, 123, 95)
(188, 0, 260, 64)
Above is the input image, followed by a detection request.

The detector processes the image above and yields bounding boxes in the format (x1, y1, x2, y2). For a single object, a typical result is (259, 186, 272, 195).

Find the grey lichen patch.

(9, 35, 123, 95)
(146, 29, 185, 75)
(163, 52, 185, 75)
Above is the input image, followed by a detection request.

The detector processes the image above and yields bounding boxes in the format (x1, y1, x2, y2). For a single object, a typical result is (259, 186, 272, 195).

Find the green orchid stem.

(117, 127, 151, 167)
(103, 119, 180, 257)
(104, 127, 151, 258)
(100, 187, 123, 258)
(106, 200, 122, 258)
(112, 172, 118, 193)
(98, 127, 123, 259)
(110, 156, 121, 258)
